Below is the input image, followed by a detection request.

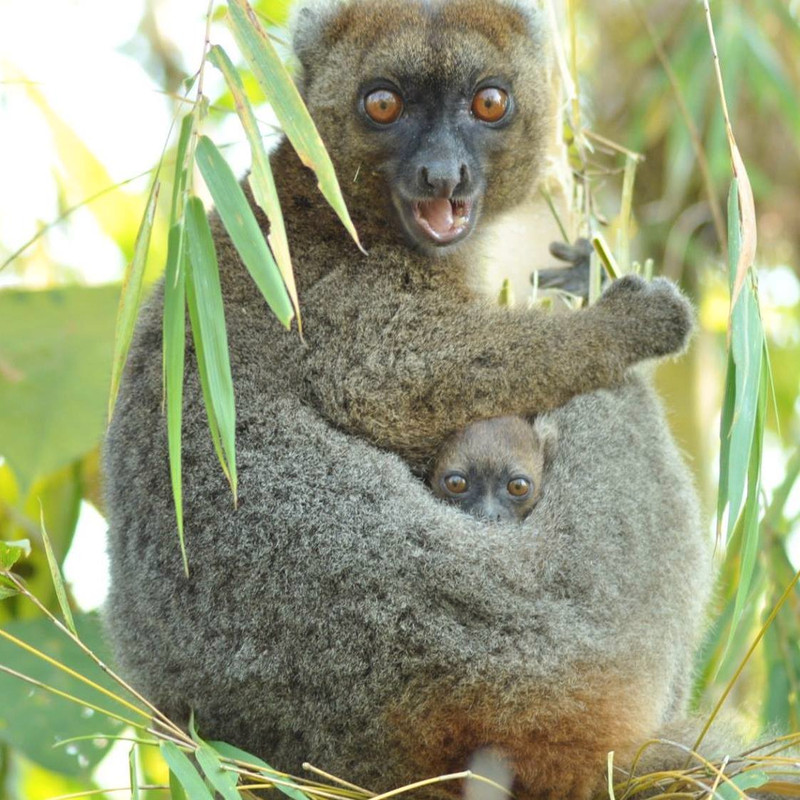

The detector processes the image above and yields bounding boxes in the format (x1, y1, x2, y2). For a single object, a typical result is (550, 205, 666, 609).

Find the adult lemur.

(104, 1, 714, 797)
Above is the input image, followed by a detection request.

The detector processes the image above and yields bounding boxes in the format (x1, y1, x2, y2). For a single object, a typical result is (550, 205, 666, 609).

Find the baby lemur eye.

(471, 87, 509, 123)
(507, 477, 531, 497)
(364, 89, 404, 124)
(443, 473, 468, 495)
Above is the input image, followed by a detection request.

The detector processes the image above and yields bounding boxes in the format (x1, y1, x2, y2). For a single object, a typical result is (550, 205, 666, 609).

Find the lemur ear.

(290, 0, 346, 87)
(533, 416, 558, 465)
(497, 0, 547, 42)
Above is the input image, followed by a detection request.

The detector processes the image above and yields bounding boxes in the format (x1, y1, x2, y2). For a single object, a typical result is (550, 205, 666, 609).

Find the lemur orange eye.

(471, 87, 509, 123)
(364, 89, 404, 124)
(507, 477, 531, 497)
(443, 473, 468, 495)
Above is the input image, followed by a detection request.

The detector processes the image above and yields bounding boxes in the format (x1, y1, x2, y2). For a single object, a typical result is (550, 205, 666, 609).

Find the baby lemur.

(104, 2, 714, 799)
(430, 416, 556, 522)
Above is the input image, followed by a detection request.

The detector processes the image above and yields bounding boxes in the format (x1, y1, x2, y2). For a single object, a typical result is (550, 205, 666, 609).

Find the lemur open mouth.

(411, 197, 474, 245)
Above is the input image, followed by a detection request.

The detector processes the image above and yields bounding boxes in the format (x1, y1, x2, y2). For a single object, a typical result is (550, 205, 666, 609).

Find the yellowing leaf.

(208, 44, 301, 329)
(195, 135, 294, 329)
(226, 0, 362, 251)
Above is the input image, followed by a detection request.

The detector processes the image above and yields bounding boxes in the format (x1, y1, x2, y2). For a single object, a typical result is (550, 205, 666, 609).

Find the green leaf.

(714, 770, 770, 800)
(716, 350, 736, 539)
(189, 714, 240, 799)
(0, 285, 119, 493)
(163, 222, 188, 574)
(208, 740, 272, 771)
(184, 197, 238, 500)
(764, 607, 799, 731)
(186, 274, 228, 485)
(169, 770, 187, 800)
(0, 577, 19, 600)
(195, 135, 294, 329)
(160, 742, 214, 800)
(170, 115, 195, 222)
(720, 179, 769, 652)
(210, 740, 312, 800)
(0, 613, 127, 776)
(226, 0, 361, 250)
(109, 178, 160, 419)
(731, 358, 767, 628)
(161, 111, 194, 572)
(208, 44, 301, 328)
(195, 744, 241, 800)
(38, 506, 77, 635)
(0, 539, 29, 570)
(726, 276, 763, 542)
(130, 744, 141, 800)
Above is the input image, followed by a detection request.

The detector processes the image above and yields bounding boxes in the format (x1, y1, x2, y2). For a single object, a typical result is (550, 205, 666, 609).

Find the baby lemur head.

(429, 416, 557, 522)
(291, 0, 552, 252)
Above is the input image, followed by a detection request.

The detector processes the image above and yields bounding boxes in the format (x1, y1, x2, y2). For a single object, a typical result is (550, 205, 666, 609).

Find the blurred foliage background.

(0, 0, 799, 797)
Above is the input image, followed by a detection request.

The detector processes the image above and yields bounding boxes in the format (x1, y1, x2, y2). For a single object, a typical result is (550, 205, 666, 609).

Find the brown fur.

(388, 671, 661, 800)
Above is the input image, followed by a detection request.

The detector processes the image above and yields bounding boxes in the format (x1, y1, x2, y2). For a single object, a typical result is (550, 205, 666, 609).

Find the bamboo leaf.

(718, 178, 770, 663)
(715, 770, 770, 800)
(195, 135, 294, 329)
(161, 113, 194, 571)
(186, 273, 229, 485)
(726, 277, 763, 541)
(728, 143, 757, 313)
(39, 505, 77, 636)
(170, 115, 195, 222)
(226, 0, 362, 250)
(109, 179, 160, 419)
(208, 740, 272, 772)
(195, 744, 241, 800)
(163, 222, 188, 574)
(210, 741, 312, 800)
(160, 742, 214, 800)
(716, 351, 736, 540)
(721, 181, 762, 541)
(130, 745, 141, 800)
(730, 357, 767, 632)
(169, 771, 187, 800)
(764, 606, 800, 731)
(208, 44, 301, 329)
(184, 196, 238, 500)
(189, 717, 241, 800)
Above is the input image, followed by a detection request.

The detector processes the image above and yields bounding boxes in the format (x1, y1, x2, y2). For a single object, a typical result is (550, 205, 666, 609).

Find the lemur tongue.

(419, 198, 454, 236)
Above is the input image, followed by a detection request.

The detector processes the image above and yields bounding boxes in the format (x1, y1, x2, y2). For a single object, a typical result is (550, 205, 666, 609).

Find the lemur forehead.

(294, 0, 539, 55)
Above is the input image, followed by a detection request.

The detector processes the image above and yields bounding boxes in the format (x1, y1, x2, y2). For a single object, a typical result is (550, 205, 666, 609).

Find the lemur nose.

(419, 163, 469, 197)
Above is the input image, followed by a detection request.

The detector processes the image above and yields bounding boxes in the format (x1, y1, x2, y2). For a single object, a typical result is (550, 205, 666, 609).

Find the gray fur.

(290, 0, 344, 75)
(104, 1, 712, 797)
